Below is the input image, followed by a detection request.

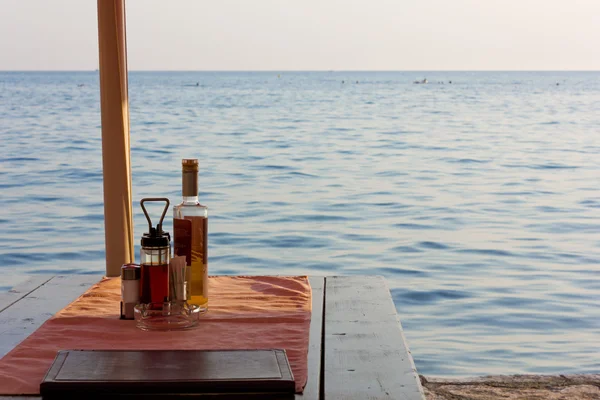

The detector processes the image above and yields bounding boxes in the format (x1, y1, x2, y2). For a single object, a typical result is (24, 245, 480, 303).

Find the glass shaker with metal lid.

(139, 198, 171, 305)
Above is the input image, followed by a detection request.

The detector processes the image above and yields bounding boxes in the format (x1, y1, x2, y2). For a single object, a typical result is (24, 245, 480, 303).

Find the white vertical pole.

(97, 0, 133, 277)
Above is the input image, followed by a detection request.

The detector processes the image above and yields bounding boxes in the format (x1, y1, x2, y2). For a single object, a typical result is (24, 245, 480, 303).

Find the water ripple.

(2, 70, 600, 379)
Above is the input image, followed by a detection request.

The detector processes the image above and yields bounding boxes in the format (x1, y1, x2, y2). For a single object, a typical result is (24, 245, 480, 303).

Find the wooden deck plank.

(324, 276, 425, 400)
(0, 275, 53, 313)
(0, 274, 102, 358)
(295, 276, 324, 400)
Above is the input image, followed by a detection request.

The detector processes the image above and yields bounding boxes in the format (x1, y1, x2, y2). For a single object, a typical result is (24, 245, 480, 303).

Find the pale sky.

(0, 0, 599, 70)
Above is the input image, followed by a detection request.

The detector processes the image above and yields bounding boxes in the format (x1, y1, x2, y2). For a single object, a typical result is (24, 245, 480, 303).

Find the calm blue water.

(1, 71, 599, 376)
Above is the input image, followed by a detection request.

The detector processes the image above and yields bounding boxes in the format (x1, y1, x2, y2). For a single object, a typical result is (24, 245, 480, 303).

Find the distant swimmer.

(449, 80, 452, 84)
(556, 83, 560, 86)
(196, 82, 199, 86)
(342, 80, 345, 84)
(77, 84, 84, 87)
(356, 81, 359, 83)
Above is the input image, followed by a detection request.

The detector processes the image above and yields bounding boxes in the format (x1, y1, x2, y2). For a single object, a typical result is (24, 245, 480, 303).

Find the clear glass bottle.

(173, 159, 208, 311)
(140, 240, 170, 304)
(139, 198, 171, 306)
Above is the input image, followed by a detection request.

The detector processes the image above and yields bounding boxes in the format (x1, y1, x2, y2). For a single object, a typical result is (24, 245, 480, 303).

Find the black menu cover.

(40, 349, 295, 399)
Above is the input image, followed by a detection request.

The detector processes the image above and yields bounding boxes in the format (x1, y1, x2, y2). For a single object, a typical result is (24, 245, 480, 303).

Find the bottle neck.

(182, 168, 198, 198)
(182, 196, 199, 204)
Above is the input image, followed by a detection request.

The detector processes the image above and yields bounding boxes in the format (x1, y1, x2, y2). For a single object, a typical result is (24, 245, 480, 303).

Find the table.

(0, 275, 425, 400)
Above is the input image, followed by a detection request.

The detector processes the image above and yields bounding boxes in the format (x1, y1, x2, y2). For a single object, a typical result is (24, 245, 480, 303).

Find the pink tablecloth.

(0, 275, 312, 394)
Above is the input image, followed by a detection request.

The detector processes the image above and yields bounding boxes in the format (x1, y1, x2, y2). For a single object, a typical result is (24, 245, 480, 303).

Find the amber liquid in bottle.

(173, 159, 208, 311)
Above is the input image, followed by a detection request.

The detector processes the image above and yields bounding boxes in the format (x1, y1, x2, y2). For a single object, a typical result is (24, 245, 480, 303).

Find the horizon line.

(1, 69, 599, 73)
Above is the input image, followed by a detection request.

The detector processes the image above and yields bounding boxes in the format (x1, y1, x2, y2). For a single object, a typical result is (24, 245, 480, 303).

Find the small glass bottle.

(139, 198, 171, 305)
(173, 159, 208, 311)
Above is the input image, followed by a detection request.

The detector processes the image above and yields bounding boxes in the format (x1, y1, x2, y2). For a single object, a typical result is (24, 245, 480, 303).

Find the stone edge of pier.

(421, 374, 600, 399)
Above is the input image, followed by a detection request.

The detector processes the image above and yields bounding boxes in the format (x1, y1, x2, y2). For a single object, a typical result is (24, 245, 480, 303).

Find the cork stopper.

(182, 158, 198, 172)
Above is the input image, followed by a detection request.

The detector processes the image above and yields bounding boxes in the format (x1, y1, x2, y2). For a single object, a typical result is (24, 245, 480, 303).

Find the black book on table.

(40, 349, 295, 399)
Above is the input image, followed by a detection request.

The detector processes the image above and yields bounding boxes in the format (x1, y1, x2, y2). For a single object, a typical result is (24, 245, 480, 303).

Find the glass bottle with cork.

(173, 159, 208, 312)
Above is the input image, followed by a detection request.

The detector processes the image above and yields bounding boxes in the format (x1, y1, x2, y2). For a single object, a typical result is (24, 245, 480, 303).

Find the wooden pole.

(97, 0, 133, 277)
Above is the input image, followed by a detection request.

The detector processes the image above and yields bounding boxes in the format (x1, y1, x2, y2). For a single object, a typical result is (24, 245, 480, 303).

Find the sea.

(1, 71, 599, 377)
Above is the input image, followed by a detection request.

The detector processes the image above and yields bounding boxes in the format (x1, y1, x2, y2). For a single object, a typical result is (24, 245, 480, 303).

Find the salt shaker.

(120, 263, 141, 320)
